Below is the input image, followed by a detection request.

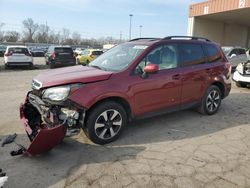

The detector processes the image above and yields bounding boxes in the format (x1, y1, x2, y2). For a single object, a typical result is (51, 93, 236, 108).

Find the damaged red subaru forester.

(18, 36, 231, 155)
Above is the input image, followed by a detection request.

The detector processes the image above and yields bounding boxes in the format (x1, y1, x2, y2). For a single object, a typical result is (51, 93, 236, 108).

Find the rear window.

(8, 47, 29, 54)
(178, 44, 205, 66)
(92, 51, 103, 55)
(204, 44, 222, 63)
(55, 47, 73, 53)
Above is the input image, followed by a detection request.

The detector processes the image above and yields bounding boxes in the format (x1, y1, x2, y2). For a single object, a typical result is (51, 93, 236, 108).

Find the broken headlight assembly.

(16, 83, 85, 156)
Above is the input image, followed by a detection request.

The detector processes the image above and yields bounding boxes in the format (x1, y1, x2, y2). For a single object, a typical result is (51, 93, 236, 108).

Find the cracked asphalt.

(0, 57, 250, 188)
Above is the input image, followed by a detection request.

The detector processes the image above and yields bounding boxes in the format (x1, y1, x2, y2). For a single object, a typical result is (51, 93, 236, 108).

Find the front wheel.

(85, 101, 127, 144)
(197, 85, 222, 115)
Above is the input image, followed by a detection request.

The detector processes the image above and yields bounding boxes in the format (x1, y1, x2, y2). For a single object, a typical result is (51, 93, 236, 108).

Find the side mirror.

(143, 63, 159, 74)
(142, 63, 159, 79)
(230, 54, 236, 58)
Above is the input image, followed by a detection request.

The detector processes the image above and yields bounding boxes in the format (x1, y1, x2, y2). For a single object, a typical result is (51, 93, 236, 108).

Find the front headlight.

(236, 63, 244, 74)
(42, 84, 83, 102)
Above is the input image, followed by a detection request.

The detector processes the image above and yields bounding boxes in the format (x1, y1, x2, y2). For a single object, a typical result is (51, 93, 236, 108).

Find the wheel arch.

(211, 81, 225, 98)
(86, 96, 133, 123)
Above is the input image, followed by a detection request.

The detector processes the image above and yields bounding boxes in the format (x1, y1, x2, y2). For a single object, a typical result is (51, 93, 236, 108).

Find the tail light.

(225, 62, 232, 72)
(51, 53, 56, 60)
(4, 52, 12, 57)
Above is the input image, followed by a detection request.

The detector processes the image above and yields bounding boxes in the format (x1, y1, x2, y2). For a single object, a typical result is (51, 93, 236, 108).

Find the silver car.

(222, 47, 248, 69)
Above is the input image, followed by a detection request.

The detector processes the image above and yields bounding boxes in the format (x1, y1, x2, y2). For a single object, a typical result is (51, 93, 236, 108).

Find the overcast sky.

(0, 0, 204, 39)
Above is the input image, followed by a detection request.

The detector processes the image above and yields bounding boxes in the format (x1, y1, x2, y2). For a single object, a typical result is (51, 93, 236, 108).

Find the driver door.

(130, 44, 182, 116)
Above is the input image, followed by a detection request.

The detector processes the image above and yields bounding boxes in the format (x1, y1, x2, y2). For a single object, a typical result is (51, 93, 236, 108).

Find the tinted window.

(92, 51, 103, 55)
(8, 47, 29, 54)
(55, 47, 73, 53)
(204, 44, 221, 63)
(178, 44, 205, 66)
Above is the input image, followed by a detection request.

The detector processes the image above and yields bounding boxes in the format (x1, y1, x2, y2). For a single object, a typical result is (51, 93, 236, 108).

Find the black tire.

(4, 64, 9, 69)
(235, 82, 246, 88)
(49, 63, 55, 69)
(197, 85, 222, 115)
(29, 64, 34, 70)
(85, 101, 127, 145)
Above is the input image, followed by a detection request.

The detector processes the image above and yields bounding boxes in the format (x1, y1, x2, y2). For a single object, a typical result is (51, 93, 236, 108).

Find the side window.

(239, 49, 246, 55)
(135, 44, 178, 73)
(204, 44, 222, 63)
(178, 44, 205, 66)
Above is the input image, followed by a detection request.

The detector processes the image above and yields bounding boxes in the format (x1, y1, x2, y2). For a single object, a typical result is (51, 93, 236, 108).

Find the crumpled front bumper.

(19, 102, 66, 155)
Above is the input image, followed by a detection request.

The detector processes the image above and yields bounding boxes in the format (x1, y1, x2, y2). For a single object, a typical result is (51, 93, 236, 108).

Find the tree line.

(0, 18, 124, 47)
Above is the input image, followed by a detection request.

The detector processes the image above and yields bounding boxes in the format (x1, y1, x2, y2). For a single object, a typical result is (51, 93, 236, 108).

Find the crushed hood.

(34, 65, 113, 88)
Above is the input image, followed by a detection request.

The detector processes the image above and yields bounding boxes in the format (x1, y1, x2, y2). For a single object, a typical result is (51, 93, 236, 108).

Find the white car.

(222, 47, 248, 69)
(74, 48, 85, 55)
(233, 61, 250, 87)
(4, 46, 33, 69)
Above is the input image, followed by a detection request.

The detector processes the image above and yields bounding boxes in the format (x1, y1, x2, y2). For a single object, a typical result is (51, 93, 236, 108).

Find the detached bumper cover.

(19, 103, 66, 155)
(233, 71, 250, 83)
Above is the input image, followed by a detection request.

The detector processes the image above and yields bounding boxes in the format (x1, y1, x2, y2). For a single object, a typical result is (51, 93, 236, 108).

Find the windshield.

(89, 43, 148, 72)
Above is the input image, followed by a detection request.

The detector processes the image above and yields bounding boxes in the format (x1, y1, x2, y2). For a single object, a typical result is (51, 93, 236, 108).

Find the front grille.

(32, 79, 42, 90)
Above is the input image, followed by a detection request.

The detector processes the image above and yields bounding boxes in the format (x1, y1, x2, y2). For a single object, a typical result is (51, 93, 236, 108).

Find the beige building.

(188, 0, 250, 47)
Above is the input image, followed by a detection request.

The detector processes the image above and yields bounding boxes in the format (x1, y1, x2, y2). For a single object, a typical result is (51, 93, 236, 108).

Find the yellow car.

(76, 49, 103, 65)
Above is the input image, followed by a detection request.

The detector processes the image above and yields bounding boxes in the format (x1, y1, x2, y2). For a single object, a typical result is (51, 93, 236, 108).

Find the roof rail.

(163, 36, 210, 42)
(129, 38, 160, 42)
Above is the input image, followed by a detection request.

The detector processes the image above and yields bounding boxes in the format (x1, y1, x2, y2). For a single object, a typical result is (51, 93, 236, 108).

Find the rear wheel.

(85, 101, 127, 145)
(197, 85, 222, 115)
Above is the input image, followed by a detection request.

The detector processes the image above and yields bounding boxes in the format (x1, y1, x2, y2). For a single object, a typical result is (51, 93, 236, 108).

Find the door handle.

(172, 74, 181, 80)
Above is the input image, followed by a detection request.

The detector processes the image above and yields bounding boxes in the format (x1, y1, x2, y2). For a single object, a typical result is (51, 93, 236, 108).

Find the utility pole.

(120, 31, 122, 43)
(139, 25, 142, 38)
(129, 14, 133, 40)
(46, 21, 48, 44)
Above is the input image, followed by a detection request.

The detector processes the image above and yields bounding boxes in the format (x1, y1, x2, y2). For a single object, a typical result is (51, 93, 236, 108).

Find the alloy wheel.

(94, 109, 122, 140)
(206, 90, 220, 113)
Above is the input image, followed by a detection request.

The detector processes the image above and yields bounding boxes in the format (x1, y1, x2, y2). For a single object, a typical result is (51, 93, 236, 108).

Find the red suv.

(19, 36, 231, 155)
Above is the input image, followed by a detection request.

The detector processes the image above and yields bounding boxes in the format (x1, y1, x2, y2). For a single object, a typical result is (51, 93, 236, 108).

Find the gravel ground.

(0, 57, 250, 188)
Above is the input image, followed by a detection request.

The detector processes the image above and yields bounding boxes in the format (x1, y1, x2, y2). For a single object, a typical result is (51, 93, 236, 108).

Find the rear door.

(177, 43, 209, 106)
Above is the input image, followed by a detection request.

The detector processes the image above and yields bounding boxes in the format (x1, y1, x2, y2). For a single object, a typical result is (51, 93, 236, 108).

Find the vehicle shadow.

(1, 92, 249, 187)
(114, 91, 250, 146)
(0, 133, 145, 188)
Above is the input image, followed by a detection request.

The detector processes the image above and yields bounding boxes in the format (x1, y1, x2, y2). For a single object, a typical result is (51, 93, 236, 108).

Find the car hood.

(34, 65, 113, 88)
